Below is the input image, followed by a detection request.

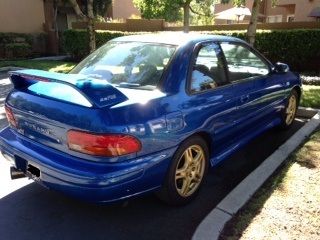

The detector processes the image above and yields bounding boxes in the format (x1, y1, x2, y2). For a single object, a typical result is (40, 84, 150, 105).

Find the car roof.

(111, 33, 245, 46)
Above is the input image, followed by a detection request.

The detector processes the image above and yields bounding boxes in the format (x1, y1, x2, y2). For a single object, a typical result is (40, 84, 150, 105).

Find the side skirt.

(210, 117, 281, 167)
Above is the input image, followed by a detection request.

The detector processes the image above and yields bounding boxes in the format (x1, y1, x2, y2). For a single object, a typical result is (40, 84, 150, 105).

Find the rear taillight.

(67, 130, 141, 157)
(5, 106, 17, 128)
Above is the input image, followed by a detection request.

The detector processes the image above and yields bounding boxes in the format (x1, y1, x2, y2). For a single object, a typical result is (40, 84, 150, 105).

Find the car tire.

(279, 89, 298, 129)
(156, 136, 209, 206)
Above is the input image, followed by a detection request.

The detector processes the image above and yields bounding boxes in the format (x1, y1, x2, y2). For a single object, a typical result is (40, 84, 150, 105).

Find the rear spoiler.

(9, 69, 128, 108)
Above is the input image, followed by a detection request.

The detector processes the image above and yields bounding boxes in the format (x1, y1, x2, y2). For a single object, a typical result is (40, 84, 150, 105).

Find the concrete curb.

(297, 106, 320, 118)
(193, 109, 320, 240)
(0, 67, 26, 74)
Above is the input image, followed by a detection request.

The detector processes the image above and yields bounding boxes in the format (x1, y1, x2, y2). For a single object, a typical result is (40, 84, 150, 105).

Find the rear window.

(70, 41, 177, 90)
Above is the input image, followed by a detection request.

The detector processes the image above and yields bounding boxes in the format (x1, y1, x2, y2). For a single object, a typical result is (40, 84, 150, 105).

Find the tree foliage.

(190, 0, 215, 25)
(93, 0, 112, 16)
(220, 0, 245, 6)
(133, 0, 182, 22)
(133, 0, 278, 24)
(76, 0, 112, 17)
(133, 0, 217, 30)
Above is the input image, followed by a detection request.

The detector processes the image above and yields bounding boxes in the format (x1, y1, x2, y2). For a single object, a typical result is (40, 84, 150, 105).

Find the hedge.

(4, 43, 31, 59)
(63, 29, 320, 72)
(0, 32, 46, 59)
(0, 33, 32, 59)
(63, 30, 147, 60)
(0, 32, 33, 45)
(254, 30, 320, 72)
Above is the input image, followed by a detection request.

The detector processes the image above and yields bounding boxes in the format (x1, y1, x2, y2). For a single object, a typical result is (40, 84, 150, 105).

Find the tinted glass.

(71, 42, 176, 89)
(220, 43, 269, 82)
(190, 43, 228, 93)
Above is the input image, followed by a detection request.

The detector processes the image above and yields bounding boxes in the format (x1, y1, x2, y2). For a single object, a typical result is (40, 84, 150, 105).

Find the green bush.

(254, 30, 320, 72)
(95, 30, 131, 48)
(4, 43, 31, 59)
(63, 30, 147, 60)
(196, 29, 320, 72)
(63, 29, 320, 72)
(0, 32, 33, 45)
(63, 30, 89, 60)
(0, 32, 35, 59)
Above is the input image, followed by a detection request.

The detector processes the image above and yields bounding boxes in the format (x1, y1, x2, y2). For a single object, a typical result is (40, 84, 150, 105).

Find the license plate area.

(26, 163, 41, 181)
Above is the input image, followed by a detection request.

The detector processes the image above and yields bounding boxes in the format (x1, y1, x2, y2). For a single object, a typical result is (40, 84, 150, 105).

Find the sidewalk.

(221, 130, 320, 240)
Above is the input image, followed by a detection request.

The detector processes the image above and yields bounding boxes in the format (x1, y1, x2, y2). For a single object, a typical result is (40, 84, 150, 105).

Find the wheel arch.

(292, 85, 301, 102)
(183, 131, 213, 159)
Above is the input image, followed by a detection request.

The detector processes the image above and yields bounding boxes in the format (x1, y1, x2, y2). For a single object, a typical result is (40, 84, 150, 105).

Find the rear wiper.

(118, 82, 141, 88)
(85, 74, 104, 80)
(118, 82, 156, 90)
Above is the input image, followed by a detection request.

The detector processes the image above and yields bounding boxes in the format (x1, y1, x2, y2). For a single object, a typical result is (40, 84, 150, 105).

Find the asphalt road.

(0, 75, 308, 240)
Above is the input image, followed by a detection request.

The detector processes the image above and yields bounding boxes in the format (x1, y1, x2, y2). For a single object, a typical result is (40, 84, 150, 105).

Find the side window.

(190, 43, 228, 93)
(220, 43, 269, 82)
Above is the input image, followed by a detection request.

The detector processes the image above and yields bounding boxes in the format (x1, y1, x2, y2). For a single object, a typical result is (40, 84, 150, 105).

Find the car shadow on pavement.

(0, 120, 306, 240)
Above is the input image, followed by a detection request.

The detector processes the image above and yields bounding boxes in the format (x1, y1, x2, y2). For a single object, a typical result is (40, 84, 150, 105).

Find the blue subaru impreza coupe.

(0, 33, 301, 205)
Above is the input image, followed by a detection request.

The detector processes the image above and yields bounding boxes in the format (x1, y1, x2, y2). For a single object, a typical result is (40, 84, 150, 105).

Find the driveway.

(0, 75, 308, 240)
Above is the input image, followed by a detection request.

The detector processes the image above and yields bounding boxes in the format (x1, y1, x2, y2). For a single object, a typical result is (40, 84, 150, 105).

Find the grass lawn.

(220, 130, 320, 240)
(0, 60, 76, 73)
(301, 85, 320, 109)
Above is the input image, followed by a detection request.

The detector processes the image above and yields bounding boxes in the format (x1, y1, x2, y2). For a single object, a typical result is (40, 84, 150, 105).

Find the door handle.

(240, 95, 250, 103)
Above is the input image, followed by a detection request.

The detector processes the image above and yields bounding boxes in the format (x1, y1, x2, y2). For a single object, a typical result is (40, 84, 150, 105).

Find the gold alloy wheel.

(175, 145, 206, 197)
(285, 94, 297, 125)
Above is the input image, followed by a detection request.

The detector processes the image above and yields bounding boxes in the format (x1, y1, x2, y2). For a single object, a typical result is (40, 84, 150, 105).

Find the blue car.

(0, 33, 301, 205)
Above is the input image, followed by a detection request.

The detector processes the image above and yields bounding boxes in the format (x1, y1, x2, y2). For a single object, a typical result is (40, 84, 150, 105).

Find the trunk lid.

(9, 69, 129, 108)
(6, 70, 130, 159)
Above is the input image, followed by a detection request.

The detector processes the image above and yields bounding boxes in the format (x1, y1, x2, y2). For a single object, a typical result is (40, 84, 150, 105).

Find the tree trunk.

(183, 2, 190, 33)
(43, 0, 59, 55)
(246, 0, 260, 46)
(69, 0, 86, 18)
(87, 0, 96, 52)
(53, 0, 59, 40)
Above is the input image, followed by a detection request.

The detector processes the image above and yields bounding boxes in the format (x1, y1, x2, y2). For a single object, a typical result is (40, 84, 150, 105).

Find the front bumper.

(0, 127, 175, 203)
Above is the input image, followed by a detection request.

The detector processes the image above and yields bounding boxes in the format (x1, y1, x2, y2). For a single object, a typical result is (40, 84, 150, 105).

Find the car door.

(219, 42, 275, 138)
(183, 42, 238, 160)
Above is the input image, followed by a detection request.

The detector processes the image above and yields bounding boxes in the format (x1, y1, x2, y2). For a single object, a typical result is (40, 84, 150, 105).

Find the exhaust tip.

(10, 167, 26, 180)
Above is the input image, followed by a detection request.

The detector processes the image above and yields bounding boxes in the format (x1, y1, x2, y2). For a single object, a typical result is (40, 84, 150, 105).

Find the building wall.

(263, 1, 295, 22)
(264, 0, 320, 22)
(112, 0, 140, 20)
(0, 0, 45, 33)
(214, 0, 320, 24)
(214, 0, 255, 13)
(291, 0, 320, 22)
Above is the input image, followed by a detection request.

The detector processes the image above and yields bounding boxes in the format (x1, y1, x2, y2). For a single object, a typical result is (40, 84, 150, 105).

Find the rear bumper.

(0, 127, 175, 203)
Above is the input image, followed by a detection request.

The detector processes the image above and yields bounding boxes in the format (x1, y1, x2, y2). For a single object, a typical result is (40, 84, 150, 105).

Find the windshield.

(70, 41, 177, 89)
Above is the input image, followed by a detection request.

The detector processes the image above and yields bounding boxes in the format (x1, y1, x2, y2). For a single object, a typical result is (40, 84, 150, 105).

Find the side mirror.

(273, 62, 290, 73)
